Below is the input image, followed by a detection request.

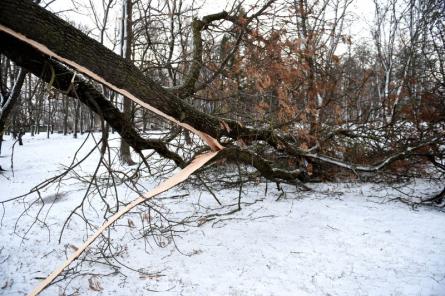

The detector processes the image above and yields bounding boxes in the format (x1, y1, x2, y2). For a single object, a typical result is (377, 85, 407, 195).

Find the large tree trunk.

(0, 0, 254, 144)
(0, 0, 435, 186)
(0, 0, 307, 169)
(0, 36, 187, 166)
(0, 28, 308, 183)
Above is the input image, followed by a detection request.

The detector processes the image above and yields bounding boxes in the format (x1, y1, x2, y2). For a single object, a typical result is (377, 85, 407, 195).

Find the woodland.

(0, 0, 444, 294)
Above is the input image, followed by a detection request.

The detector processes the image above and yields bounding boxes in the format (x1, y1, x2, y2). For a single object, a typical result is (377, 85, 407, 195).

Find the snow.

(0, 133, 444, 295)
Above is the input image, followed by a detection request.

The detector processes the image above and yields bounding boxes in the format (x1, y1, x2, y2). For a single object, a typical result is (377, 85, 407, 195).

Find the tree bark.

(62, 95, 68, 135)
(0, 0, 436, 185)
(0, 0, 262, 144)
(0, 30, 186, 165)
(119, 0, 135, 165)
(73, 99, 80, 139)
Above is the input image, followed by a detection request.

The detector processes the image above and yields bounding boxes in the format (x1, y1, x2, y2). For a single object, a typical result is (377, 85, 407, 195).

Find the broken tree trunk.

(0, 0, 312, 184)
(0, 0, 224, 144)
(0, 0, 292, 151)
(0, 32, 189, 165)
(0, 0, 435, 184)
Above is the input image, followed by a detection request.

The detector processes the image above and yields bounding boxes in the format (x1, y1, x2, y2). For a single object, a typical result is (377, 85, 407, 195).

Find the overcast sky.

(43, 0, 375, 48)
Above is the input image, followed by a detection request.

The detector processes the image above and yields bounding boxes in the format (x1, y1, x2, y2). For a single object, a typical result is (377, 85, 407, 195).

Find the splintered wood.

(0, 23, 223, 296)
(0, 24, 223, 152)
(28, 151, 219, 296)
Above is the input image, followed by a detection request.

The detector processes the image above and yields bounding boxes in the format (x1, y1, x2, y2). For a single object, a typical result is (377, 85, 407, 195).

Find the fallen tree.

(1, 0, 443, 188)
(0, 0, 444, 294)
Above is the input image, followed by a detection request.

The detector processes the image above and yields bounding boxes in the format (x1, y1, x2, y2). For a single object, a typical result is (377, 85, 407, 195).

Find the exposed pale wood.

(28, 151, 219, 296)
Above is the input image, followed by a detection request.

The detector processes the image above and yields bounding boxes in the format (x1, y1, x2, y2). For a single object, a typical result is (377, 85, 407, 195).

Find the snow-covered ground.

(0, 133, 444, 296)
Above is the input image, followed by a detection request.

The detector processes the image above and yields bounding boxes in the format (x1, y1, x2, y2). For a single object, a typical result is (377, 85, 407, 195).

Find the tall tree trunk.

(35, 89, 44, 135)
(62, 95, 68, 135)
(26, 72, 35, 136)
(46, 95, 51, 138)
(80, 105, 84, 134)
(73, 99, 80, 139)
(119, 0, 135, 165)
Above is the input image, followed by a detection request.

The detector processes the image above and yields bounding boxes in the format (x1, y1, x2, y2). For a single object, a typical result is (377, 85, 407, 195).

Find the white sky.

(44, 0, 375, 48)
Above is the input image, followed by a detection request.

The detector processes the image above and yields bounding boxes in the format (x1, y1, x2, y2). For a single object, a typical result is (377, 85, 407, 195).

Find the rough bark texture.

(0, 31, 185, 166)
(0, 30, 306, 182)
(0, 0, 284, 147)
(0, 1, 213, 135)
(1, 0, 434, 185)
